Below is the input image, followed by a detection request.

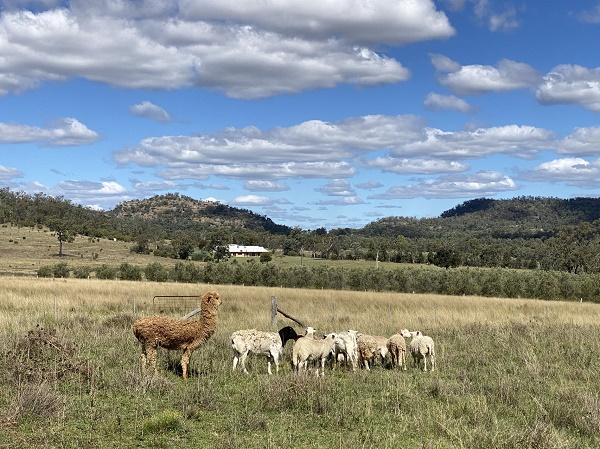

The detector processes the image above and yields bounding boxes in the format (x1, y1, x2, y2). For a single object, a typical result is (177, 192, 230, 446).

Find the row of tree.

(37, 260, 600, 302)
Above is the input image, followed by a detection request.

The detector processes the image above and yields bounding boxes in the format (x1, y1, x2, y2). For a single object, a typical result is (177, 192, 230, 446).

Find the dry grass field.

(1, 223, 600, 447)
(1, 277, 600, 447)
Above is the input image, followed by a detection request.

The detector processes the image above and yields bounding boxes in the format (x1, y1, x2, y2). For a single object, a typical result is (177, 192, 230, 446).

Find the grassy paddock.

(1, 278, 600, 448)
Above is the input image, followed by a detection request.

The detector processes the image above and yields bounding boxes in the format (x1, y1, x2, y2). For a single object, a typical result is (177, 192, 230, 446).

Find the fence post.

(271, 296, 278, 325)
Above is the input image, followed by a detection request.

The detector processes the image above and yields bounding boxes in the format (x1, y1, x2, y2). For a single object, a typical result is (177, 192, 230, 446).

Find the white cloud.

(132, 180, 180, 191)
(179, 0, 455, 45)
(536, 65, 600, 112)
(393, 125, 556, 159)
(436, 58, 541, 95)
(362, 157, 469, 174)
(0, 118, 99, 146)
(0, 164, 23, 180)
(114, 114, 426, 172)
(230, 194, 274, 206)
(244, 180, 290, 191)
(424, 92, 477, 112)
(130, 101, 171, 122)
(316, 179, 355, 196)
(556, 127, 600, 155)
(518, 157, 600, 189)
(370, 171, 517, 199)
(0, 2, 447, 99)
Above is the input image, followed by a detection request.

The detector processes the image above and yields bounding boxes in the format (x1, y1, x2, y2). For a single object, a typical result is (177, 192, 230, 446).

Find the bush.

(37, 265, 54, 278)
(72, 266, 92, 279)
(119, 262, 142, 281)
(53, 262, 70, 278)
(96, 264, 117, 280)
(145, 262, 170, 282)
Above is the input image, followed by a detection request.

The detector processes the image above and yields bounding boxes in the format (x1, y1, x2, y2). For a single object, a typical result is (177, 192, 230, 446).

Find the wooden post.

(271, 296, 278, 325)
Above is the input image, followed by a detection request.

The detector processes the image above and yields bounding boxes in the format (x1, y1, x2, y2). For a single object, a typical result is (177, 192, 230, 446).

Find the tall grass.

(1, 278, 599, 448)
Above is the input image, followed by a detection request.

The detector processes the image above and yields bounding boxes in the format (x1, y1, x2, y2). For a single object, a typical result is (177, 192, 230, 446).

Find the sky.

(1, 1, 600, 230)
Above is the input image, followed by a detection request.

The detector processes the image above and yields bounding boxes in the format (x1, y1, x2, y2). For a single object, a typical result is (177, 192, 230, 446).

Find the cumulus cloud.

(434, 56, 541, 95)
(369, 171, 517, 199)
(0, 164, 24, 180)
(362, 157, 469, 174)
(0, 118, 99, 146)
(518, 157, 600, 189)
(424, 92, 477, 112)
(230, 194, 274, 207)
(0, 1, 455, 98)
(316, 179, 356, 196)
(392, 125, 556, 159)
(536, 65, 600, 112)
(556, 127, 600, 155)
(244, 180, 290, 191)
(114, 115, 426, 177)
(130, 101, 171, 122)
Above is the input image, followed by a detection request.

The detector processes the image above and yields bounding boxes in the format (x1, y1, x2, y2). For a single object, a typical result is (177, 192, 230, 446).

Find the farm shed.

(228, 244, 270, 257)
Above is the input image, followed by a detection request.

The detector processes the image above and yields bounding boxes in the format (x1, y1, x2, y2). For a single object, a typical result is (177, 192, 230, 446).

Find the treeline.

(5, 187, 600, 275)
(37, 260, 600, 303)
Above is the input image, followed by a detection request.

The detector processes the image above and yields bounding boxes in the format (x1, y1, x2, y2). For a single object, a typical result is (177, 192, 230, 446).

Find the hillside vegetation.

(3, 188, 600, 276)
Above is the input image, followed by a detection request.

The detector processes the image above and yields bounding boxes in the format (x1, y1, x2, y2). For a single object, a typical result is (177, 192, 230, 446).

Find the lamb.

(333, 329, 359, 371)
(374, 336, 390, 365)
(356, 333, 380, 371)
(132, 291, 221, 379)
(408, 330, 435, 372)
(292, 333, 338, 376)
(386, 329, 411, 370)
(304, 326, 316, 338)
(231, 326, 299, 375)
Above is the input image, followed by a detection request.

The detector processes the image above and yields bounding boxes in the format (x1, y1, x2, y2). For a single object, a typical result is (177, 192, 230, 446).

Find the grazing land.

(1, 278, 599, 448)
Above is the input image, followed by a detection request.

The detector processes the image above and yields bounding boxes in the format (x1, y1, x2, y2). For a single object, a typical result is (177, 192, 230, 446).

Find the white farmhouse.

(228, 244, 270, 257)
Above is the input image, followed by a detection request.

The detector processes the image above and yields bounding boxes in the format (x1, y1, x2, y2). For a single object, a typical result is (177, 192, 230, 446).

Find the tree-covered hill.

(111, 193, 291, 234)
(361, 196, 600, 240)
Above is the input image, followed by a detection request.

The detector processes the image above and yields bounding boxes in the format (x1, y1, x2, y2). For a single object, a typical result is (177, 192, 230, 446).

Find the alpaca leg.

(181, 349, 191, 379)
(147, 346, 158, 375)
(140, 348, 148, 375)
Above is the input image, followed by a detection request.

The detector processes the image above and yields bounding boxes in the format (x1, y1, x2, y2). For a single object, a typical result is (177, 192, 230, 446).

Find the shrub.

(145, 262, 170, 282)
(53, 262, 70, 278)
(72, 266, 92, 279)
(96, 264, 117, 280)
(119, 263, 142, 281)
(37, 265, 54, 278)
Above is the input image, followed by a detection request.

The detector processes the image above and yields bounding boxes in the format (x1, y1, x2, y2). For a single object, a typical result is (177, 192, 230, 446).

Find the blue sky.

(1, 1, 600, 230)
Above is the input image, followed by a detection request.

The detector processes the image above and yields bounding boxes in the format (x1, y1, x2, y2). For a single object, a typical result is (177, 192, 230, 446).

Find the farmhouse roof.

(228, 244, 269, 254)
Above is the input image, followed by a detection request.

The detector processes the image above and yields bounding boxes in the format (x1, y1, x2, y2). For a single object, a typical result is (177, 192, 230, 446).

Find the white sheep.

(386, 329, 411, 370)
(408, 330, 435, 372)
(333, 329, 359, 371)
(292, 333, 337, 376)
(373, 336, 390, 365)
(356, 333, 380, 371)
(304, 326, 316, 338)
(231, 326, 299, 375)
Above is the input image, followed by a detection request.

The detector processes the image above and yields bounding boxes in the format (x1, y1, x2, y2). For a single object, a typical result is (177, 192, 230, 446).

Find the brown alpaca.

(132, 291, 221, 379)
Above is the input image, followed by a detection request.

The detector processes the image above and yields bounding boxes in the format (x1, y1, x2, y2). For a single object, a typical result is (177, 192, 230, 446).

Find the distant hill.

(110, 193, 291, 234)
(360, 196, 600, 239)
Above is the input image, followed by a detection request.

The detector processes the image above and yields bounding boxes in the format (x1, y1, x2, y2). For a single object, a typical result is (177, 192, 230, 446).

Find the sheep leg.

(402, 350, 407, 371)
(232, 354, 239, 372)
(140, 349, 148, 375)
(430, 354, 435, 371)
(239, 352, 249, 374)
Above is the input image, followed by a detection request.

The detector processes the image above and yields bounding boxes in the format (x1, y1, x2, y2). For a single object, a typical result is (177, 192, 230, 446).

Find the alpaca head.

(201, 291, 221, 309)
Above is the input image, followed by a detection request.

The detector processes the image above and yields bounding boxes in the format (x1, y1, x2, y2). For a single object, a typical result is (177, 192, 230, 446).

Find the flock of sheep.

(132, 290, 436, 379)
(232, 325, 436, 376)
